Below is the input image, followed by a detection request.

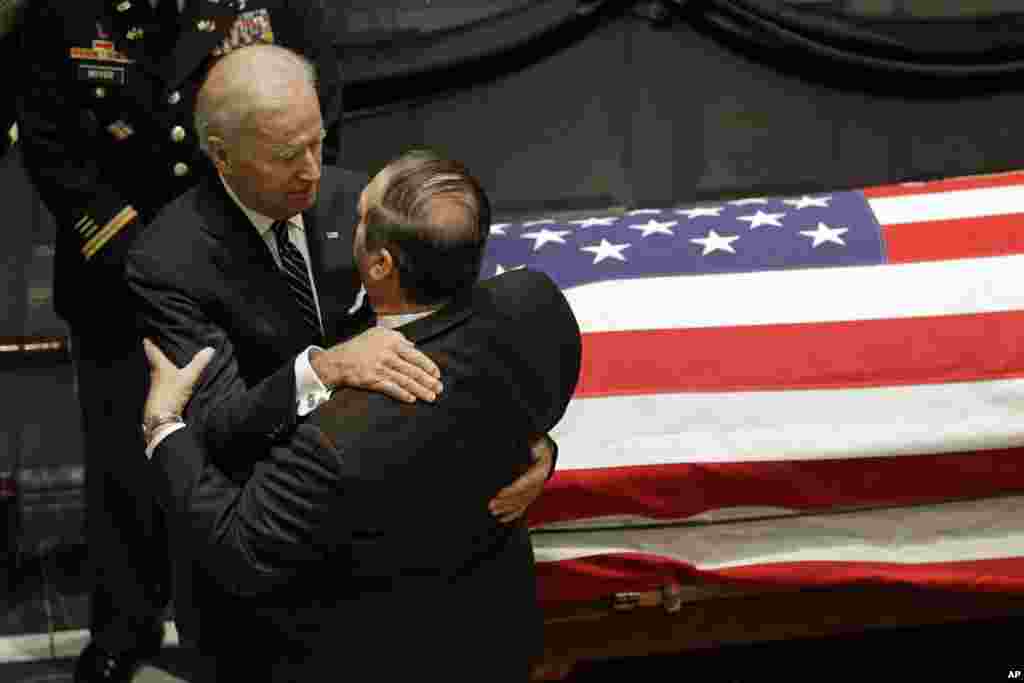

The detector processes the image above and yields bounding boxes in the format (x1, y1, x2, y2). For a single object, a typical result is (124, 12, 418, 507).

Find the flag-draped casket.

(481, 170, 1024, 609)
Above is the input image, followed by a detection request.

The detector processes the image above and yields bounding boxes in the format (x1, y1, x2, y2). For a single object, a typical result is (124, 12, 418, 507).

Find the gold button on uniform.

(94, 87, 106, 99)
(127, 27, 144, 40)
(173, 162, 190, 177)
(196, 19, 215, 32)
(116, 1, 132, 11)
(167, 91, 181, 105)
(170, 126, 186, 143)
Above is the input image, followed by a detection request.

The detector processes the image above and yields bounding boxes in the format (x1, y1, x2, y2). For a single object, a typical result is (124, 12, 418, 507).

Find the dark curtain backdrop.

(330, 0, 1024, 212)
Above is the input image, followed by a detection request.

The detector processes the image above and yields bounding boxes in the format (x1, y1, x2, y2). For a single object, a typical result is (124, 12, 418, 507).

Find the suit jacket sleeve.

(16, 0, 142, 271)
(151, 420, 344, 597)
(127, 250, 299, 459)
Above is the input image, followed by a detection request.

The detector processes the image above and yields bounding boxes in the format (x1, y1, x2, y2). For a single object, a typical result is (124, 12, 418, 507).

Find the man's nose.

(297, 148, 322, 182)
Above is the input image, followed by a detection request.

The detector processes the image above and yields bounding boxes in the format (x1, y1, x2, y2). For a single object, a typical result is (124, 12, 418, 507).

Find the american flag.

(482, 170, 1024, 602)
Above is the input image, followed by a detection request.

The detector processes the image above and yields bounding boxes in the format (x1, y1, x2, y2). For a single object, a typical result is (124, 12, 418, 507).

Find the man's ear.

(208, 136, 230, 173)
(370, 248, 395, 281)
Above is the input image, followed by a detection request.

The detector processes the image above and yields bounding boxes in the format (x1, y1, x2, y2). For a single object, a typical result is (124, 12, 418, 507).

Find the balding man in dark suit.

(142, 150, 582, 681)
(124, 46, 557, 673)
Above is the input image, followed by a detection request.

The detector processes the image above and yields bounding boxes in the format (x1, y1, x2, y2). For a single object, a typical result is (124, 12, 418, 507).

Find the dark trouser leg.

(73, 330, 169, 655)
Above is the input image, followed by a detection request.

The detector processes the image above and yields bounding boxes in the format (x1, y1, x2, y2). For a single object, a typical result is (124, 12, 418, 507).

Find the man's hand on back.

(310, 327, 443, 403)
(489, 435, 554, 523)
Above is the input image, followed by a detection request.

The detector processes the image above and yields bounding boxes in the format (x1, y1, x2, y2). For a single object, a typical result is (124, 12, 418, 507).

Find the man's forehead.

(270, 125, 325, 149)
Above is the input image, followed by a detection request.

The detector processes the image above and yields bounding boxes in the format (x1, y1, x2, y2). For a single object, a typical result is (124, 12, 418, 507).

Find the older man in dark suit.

(141, 150, 582, 681)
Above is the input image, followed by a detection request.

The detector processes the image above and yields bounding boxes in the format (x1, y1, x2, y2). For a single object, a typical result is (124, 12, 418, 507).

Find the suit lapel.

(196, 174, 276, 273)
(197, 175, 317, 348)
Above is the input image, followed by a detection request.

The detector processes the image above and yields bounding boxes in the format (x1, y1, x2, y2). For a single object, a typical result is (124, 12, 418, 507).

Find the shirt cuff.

(146, 422, 187, 460)
(295, 345, 333, 417)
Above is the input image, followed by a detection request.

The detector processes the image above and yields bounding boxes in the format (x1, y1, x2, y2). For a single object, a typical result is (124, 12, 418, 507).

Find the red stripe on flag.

(883, 213, 1024, 264)
(713, 558, 1024, 592)
(574, 311, 1024, 399)
(536, 553, 688, 605)
(862, 170, 1024, 198)
(535, 553, 1024, 606)
(528, 448, 1024, 527)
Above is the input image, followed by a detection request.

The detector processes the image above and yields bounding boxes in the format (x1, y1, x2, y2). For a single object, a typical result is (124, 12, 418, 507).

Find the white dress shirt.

(376, 310, 437, 329)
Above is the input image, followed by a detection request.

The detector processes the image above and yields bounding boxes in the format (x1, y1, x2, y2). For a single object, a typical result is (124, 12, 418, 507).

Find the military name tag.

(77, 63, 127, 85)
(211, 9, 274, 57)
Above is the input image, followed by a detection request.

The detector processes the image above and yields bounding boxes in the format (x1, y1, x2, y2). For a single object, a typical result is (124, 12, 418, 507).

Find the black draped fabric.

(336, 1, 1024, 114)
(693, 0, 1024, 78)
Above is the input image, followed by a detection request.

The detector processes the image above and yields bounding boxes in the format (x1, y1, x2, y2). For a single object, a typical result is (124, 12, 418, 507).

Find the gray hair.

(195, 44, 318, 159)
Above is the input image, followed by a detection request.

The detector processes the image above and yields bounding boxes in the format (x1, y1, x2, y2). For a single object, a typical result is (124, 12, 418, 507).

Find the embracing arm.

(128, 245, 444, 456)
(126, 261, 300, 455)
(144, 339, 345, 595)
(151, 421, 344, 596)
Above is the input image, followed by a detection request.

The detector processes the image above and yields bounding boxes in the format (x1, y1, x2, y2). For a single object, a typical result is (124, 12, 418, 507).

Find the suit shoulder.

(478, 268, 562, 312)
(128, 190, 207, 267)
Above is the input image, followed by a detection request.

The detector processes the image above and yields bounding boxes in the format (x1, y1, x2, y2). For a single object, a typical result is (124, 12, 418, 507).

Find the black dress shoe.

(73, 624, 165, 682)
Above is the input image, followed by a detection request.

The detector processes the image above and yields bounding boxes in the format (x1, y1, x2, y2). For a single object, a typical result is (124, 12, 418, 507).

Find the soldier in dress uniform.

(15, 1, 342, 681)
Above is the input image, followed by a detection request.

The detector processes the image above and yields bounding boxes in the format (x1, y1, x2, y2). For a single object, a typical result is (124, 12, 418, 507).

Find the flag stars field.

(800, 222, 849, 247)
(691, 229, 740, 255)
(736, 210, 785, 229)
(677, 206, 724, 219)
(482, 186, 888, 291)
(581, 239, 630, 264)
(521, 228, 572, 250)
(784, 195, 833, 209)
(571, 217, 619, 228)
(629, 219, 677, 237)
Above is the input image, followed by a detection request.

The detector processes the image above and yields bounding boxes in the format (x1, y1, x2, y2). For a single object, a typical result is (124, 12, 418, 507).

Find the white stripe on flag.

(867, 184, 1024, 225)
(565, 254, 1024, 334)
(531, 494, 1024, 569)
(552, 378, 1024, 468)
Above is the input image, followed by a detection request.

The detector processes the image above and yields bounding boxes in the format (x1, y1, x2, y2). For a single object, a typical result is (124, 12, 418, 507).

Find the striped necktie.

(272, 220, 322, 342)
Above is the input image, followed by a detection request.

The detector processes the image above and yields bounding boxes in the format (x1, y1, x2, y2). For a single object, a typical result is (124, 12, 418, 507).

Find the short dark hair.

(364, 150, 491, 306)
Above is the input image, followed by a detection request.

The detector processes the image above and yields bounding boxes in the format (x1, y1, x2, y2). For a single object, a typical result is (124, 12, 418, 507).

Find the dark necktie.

(272, 220, 322, 342)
